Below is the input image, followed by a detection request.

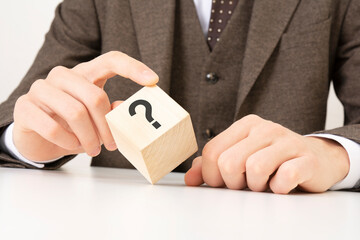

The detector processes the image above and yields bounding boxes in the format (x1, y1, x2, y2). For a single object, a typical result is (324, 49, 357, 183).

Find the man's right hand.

(13, 51, 159, 162)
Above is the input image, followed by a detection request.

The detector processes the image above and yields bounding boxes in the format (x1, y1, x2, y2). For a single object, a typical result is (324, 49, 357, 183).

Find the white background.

(0, 0, 344, 130)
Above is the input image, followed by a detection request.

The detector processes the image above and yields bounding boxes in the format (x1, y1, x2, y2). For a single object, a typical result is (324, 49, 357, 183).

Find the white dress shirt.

(0, 0, 359, 190)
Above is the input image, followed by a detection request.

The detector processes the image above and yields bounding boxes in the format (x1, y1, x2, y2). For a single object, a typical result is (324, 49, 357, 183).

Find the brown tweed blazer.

(0, 0, 359, 174)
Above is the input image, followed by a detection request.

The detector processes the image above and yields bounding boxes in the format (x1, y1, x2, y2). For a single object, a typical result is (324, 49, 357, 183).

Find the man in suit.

(0, 0, 359, 193)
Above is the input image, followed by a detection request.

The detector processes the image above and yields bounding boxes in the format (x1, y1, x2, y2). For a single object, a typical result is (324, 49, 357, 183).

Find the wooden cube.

(105, 85, 198, 184)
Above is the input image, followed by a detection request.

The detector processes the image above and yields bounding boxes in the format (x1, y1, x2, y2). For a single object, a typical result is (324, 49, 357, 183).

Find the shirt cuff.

(0, 123, 62, 168)
(307, 133, 360, 190)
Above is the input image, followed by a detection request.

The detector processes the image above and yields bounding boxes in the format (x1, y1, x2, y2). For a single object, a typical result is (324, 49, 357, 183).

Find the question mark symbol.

(129, 100, 161, 129)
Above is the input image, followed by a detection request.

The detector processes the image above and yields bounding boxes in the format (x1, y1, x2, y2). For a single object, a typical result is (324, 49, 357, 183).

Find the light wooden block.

(105, 85, 198, 184)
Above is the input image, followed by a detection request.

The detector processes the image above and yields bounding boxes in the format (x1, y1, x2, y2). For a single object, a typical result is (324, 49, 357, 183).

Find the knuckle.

(106, 51, 126, 61)
(280, 165, 298, 183)
(46, 123, 61, 139)
(48, 66, 67, 78)
(107, 51, 119, 57)
(67, 136, 80, 150)
(274, 123, 288, 136)
(243, 114, 261, 124)
(14, 95, 29, 117)
(259, 122, 285, 137)
(67, 103, 87, 122)
(267, 123, 283, 134)
(29, 79, 45, 93)
(202, 142, 219, 164)
(74, 62, 86, 71)
(217, 153, 235, 175)
(231, 120, 241, 129)
(246, 157, 266, 176)
(15, 95, 27, 106)
(83, 140, 99, 150)
(245, 114, 260, 121)
(89, 89, 108, 108)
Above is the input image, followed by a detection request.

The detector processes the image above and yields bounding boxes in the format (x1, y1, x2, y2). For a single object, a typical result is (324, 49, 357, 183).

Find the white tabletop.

(0, 155, 359, 240)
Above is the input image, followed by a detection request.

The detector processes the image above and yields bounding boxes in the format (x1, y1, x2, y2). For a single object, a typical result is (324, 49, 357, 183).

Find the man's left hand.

(185, 115, 350, 194)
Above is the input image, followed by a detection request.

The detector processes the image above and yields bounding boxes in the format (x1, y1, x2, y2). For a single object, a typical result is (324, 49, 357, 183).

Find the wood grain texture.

(106, 85, 198, 184)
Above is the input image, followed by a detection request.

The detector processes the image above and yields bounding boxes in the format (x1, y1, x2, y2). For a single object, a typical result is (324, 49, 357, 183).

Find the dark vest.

(93, 0, 254, 172)
(172, 0, 254, 172)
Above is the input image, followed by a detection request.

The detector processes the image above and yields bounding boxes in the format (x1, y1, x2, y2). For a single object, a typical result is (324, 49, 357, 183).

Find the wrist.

(306, 136, 350, 184)
(13, 122, 66, 162)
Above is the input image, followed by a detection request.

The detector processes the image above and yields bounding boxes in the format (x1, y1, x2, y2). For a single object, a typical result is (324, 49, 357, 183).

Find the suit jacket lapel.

(235, 0, 300, 117)
(129, 0, 175, 94)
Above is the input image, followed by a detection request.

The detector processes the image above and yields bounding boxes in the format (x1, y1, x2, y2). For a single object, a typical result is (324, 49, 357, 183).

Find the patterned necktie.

(207, 0, 239, 50)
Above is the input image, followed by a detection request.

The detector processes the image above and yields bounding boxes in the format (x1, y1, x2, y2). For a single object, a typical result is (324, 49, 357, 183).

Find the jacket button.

(203, 128, 215, 140)
(205, 73, 219, 84)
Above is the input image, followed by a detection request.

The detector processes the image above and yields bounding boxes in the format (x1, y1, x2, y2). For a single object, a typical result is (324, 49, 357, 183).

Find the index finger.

(201, 115, 263, 187)
(72, 51, 159, 88)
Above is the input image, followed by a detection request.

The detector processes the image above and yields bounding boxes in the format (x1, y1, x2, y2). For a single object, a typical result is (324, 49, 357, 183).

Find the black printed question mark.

(129, 100, 161, 129)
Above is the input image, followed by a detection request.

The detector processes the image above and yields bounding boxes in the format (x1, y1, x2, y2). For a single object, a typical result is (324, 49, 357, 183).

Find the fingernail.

(90, 146, 101, 157)
(191, 160, 196, 167)
(192, 157, 201, 167)
(142, 70, 159, 83)
(108, 142, 117, 151)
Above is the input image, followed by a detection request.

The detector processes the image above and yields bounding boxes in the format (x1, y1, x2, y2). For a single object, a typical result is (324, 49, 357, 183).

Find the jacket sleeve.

(321, 0, 360, 142)
(318, 0, 360, 191)
(0, 0, 101, 169)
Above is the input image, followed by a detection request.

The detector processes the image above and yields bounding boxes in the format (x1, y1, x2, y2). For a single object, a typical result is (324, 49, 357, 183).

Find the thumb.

(111, 100, 124, 110)
(184, 156, 204, 186)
